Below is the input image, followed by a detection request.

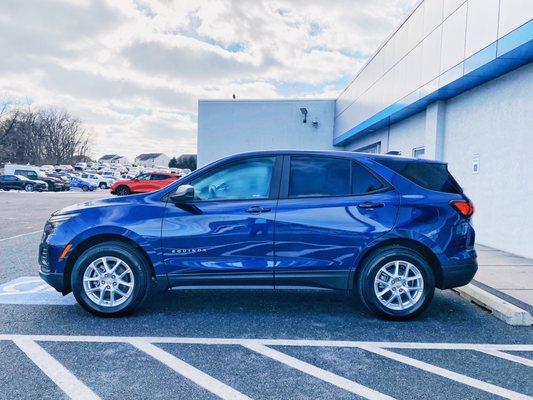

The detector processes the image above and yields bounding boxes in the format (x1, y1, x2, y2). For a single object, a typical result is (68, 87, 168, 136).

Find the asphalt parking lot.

(0, 191, 531, 400)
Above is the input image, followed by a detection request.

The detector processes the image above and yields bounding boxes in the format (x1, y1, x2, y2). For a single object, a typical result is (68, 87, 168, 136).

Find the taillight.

(451, 200, 474, 218)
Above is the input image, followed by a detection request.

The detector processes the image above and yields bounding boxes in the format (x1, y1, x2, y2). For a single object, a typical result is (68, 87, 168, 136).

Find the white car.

(40, 165, 55, 172)
(79, 172, 115, 189)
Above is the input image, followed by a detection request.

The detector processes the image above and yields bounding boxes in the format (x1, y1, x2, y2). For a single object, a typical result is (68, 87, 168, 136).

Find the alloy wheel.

(82, 256, 135, 307)
(373, 260, 424, 311)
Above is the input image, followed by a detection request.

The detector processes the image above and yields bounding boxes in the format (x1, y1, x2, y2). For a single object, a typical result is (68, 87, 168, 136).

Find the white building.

(197, 0, 533, 258)
(98, 154, 129, 165)
(134, 153, 170, 168)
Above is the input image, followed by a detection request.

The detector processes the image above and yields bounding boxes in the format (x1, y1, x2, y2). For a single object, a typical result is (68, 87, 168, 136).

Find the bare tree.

(0, 103, 91, 165)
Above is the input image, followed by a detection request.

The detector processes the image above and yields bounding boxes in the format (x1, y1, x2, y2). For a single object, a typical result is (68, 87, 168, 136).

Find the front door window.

(190, 157, 275, 201)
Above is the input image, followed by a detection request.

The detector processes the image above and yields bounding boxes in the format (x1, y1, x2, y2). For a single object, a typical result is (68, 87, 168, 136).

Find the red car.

(111, 172, 178, 196)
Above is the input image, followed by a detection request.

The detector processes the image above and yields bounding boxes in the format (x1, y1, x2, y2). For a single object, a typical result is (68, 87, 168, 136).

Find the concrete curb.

(453, 284, 533, 326)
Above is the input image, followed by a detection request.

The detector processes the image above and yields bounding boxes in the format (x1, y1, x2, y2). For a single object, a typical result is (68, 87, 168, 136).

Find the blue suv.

(39, 151, 477, 319)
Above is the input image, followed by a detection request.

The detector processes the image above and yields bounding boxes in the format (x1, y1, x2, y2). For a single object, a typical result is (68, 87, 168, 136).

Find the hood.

(55, 192, 150, 215)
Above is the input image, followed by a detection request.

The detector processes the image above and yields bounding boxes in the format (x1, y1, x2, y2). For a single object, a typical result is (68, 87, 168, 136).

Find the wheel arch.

(62, 234, 156, 294)
(350, 237, 442, 291)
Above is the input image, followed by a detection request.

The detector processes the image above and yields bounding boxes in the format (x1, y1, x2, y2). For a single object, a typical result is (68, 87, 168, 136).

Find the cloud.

(0, 0, 417, 160)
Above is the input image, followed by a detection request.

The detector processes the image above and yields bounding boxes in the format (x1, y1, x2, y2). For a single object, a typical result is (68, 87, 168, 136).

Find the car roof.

(219, 150, 445, 164)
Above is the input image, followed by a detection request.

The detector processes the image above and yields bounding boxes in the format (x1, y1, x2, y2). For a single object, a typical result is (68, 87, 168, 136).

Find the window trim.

(279, 154, 392, 200)
(169, 155, 283, 204)
(354, 141, 381, 154)
(412, 146, 425, 158)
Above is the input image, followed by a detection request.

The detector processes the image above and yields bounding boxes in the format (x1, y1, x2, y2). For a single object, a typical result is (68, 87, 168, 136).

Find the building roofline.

(198, 98, 336, 103)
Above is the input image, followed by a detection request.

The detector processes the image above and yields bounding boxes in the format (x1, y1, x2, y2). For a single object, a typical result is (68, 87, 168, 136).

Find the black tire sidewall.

(358, 247, 435, 320)
(71, 242, 151, 316)
(82, 185, 88, 191)
(117, 186, 130, 196)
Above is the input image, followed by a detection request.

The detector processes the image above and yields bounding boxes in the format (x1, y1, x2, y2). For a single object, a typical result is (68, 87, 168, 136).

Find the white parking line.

(243, 342, 395, 400)
(130, 339, 251, 400)
(12, 338, 101, 400)
(2, 335, 531, 400)
(0, 230, 41, 242)
(358, 345, 532, 400)
(1, 334, 531, 352)
(476, 349, 533, 368)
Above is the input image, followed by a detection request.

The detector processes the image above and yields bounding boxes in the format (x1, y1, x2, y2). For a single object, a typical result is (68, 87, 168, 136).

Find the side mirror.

(170, 184, 194, 203)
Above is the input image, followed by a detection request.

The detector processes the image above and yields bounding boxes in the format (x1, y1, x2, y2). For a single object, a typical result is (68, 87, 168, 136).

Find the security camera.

(312, 119, 319, 127)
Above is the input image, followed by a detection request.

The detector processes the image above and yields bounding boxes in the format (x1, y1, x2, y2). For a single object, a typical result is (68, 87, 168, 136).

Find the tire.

(116, 185, 131, 196)
(81, 185, 89, 192)
(71, 241, 152, 316)
(356, 245, 435, 320)
(99, 182, 107, 189)
(24, 184, 34, 192)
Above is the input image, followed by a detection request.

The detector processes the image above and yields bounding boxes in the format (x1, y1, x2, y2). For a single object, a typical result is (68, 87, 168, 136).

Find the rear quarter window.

(376, 158, 462, 194)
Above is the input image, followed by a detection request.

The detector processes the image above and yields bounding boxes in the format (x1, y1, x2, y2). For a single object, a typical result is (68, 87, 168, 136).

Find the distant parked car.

(68, 176, 97, 191)
(46, 173, 71, 190)
(110, 172, 178, 196)
(101, 170, 121, 180)
(0, 175, 47, 192)
(40, 165, 55, 173)
(54, 164, 74, 172)
(74, 162, 87, 171)
(4, 164, 68, 191)
(79, 172, 115, 189)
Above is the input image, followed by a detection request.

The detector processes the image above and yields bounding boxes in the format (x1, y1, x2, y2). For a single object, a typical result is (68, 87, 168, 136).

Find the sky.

(0, 0, 417, 161)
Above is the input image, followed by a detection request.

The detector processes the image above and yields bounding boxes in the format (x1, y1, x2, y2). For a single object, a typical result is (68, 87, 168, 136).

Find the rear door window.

(376, 158, 462, 194)
(289, 156, 350, 198)
(352, 162, 385, 194)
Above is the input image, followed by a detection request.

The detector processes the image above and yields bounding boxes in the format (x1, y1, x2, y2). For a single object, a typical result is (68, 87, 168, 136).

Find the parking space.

(1, 335, 531, 399)
(0, 192, 532, 399)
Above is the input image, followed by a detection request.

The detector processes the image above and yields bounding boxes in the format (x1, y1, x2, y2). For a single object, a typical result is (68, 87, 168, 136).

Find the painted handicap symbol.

(0, 276, 76, 305)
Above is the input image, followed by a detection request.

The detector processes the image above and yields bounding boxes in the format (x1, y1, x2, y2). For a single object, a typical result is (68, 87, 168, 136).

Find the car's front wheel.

(81, 185, 89, 192)
(71, 241, 152, 316)
(356, 245, 435, 320)
(24, 184, 34, 192)
(99, 182, 107, 189)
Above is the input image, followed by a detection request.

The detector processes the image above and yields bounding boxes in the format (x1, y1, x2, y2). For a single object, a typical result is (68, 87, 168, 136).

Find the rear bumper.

(439, 259, 478, 289)
(39, 271, 66, 294)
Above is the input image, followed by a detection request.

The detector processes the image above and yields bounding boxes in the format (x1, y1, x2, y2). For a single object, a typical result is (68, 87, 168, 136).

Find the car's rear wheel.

(356, 245, 435, 320)
(116, 185, 130, 196)
(99, 182, 107, 189)
(81, 185, 89, 191)
(24, 184, 34, 192)
(71, 241, 152, 316)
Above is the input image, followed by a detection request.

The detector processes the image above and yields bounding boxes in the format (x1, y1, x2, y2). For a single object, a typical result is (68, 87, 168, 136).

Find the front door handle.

(357, 202, 384, 209)
(246, 205, 271, 214)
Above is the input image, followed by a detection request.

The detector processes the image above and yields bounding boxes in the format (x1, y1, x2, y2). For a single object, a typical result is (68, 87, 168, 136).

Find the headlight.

(49, 213, 79, 224)
(44, 213, 79, 236)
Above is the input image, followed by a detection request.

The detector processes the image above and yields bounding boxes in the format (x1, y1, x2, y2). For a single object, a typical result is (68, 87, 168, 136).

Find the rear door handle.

(357, 202, 384, 209)
(245, 205, 271, 214)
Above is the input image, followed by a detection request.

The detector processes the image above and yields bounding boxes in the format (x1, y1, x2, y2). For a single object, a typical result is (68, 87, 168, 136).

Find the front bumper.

(39, 270, 65, 294)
